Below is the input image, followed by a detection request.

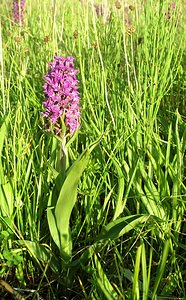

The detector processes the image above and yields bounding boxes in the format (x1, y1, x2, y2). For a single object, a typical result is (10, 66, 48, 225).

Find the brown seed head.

(7, 31, 12, 37)
(115, 0, 121, 9)
(127, 25, 135, 35)
(14, 36, 22, 43)
(73, 30, 78, 39)
(129, 5, 135, 11)
(44, 35, 50, 43)
(24, 46, 29, 55)
(92, 41, 97, 49)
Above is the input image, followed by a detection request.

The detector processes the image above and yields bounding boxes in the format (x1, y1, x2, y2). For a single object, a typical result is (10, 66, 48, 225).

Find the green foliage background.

(0, 0, 185, 299)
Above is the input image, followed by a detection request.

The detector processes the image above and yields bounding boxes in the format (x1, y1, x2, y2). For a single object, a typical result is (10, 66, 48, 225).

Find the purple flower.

(167, 1, 176, 20)
(168, 10, 171, 20)
(13, 0, 25, 26)
(93, 3, 110, 23)
(94, 4, 104, 17)
(171, 2, 175, 10)
(42, 56, 80, 135)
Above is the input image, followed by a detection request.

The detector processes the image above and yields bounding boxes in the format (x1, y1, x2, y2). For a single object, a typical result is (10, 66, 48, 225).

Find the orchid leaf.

(47, 138, 101, 264)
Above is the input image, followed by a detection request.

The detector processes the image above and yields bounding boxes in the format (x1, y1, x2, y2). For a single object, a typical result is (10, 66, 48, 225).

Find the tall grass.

(0, 0, 185, 299)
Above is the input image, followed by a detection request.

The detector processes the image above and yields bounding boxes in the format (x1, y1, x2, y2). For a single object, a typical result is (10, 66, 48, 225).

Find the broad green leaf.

(72, 215, 161, 268)
(0, 180, 14, 217)
(17, 240, 59, 273)
(112, 157, 125, 220)
(132, 244, 142, 300)
(135, 182, 157, 216)
(138, 161, 165, 220)
(97, 214, 154, 241)
(0, 116, 9, 154)
(124, 268, 142, 289)
(0, 216, 17, 236)
(152, 239, 170, 299)
(0, 115, 9, 184)
(141, 242, 149, 300)
(54, 138, 101, 263)
(165, 123, 172, 174)
(47, 190, 61, 250)
(93, 254, 118, 300)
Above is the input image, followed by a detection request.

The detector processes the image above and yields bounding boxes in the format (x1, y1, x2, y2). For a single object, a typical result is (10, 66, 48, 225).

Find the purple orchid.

(168, 1, 176, 20)
(93, 3, 110, 23)
(42, 56, 80, 135)
(13, 0, 25, 26)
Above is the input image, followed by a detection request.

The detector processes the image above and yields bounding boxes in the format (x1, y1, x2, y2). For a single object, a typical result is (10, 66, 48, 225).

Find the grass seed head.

(44, 35, 50, 43)
(73, 30, 78, 39)
(129, 5, 135, 11)
(115, 1, 121, 9)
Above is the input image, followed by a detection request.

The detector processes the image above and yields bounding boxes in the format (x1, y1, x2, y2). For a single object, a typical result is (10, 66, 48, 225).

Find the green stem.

(152, 239, 170, 299)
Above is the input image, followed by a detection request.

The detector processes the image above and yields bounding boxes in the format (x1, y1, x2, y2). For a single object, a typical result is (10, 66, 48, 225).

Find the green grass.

(0, 0, 186, 299)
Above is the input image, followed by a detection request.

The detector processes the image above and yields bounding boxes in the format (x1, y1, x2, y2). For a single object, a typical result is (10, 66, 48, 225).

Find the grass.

(0, 0, 186, 299)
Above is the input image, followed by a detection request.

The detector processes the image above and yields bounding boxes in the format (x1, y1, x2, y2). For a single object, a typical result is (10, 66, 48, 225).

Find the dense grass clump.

(0, 0, 185, 299)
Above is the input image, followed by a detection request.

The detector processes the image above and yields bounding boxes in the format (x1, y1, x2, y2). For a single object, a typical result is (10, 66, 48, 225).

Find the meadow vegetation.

(0, 0, 186, 299)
